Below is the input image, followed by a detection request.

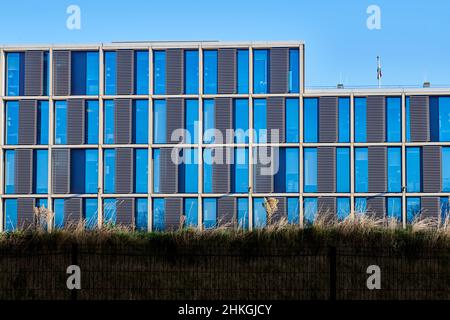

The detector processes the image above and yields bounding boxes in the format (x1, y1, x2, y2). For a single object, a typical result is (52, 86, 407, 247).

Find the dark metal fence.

(0, 244, 448, 300)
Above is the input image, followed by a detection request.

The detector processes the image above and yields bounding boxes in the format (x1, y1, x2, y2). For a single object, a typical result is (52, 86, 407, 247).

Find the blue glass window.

(438, 97, 450, 141)
(36, 199, 48, 209)
(185, 100, 199, 144)
(103, 199, 117, 225)
(286, 98, 299, 142)
(6, 52, 23, 96)
(103, 100, 114, 144)
(304, 148, 317, 192)
(35, 150, 48, 194)
(336, 148, 350, 192)
(286, 148, 299, 192)
(237, 198, 249, 229)
(253, 198, 267, 228)
(338, 97, 350, 142)
(203, 149, 213, 193)
(234, 148, 248, 193)
(441, 197, 449, 224)
(203, 99, 215, 144)
(135, 198, 148, 231)
(237, 49, 249, 94)
(337, 198, 350, 221)
(185, 50, 199, 94)
(103, 149, 115, 194)
(135, 149, 148, 193)
(43, 52, 49, 96)
(388, 147, 402, 192)
(6, 101, 19, 145)
(86, 100, 99, 144)
(430, 97, 440, 142)
(184, 198, 198, 228)
(134, 100, 148, 144)
(355, 197, 367, 214)
(55, 101, 67, 144)
(253, 50, 269, 94)
(203, 198, 217, 229)
(5, 150, 15, 194)
(181, 148, 198, 193)
(104, 51, 116, 95)
(153, 51, 166, 95)
(86, 150, 98, 193)
(72, 51, 99, 95)
(54, 199, 65, 229)
(153, 198, 165, 231)
(289, 49, 299, 93)
(38, 101, 49, 145)
(387, 197, 402, 221)
(304, 98, 318, 143)
(288, 198, 299, 224)
(253, 99, 267, 143)
(386, 97, 401, 142)
(4, 199, 17, 231)
(153, 100, 166, 144)
(355, 148, 368, 192)
(135, 51, 149, 94)
(304, 198, 317, 224)
(354, 97, 367, 142)
(234, 99, 249, 143)
(442, 147, 450, 191)
(203, 50, 217, 94)
(85, 198, 98, 230)
(153, 149, 160, 193)
(406, 147, 421, 192)
(407, 197, 421, 223)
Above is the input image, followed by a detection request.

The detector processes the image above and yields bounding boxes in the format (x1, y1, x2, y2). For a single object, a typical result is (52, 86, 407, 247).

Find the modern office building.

(0, 41, 448, 231)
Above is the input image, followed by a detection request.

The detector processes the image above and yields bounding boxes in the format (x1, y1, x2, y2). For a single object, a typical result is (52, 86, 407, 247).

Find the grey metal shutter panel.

(267, 97, 285, 143)
(52, 50, 71, 96)
(367, 197, 386, 218)
(67, 99, 85, 145)
(18, 100, 37, 145)
(166, 98, 185, 143)
(114, 99, 132, 144)
(115, 148, 134, 194)
(272, 197, 287, 223)
(64, 198, 83, 227)
(166, 49, 184, 95)
(253, 147, 274, 193)
(165, 197, 182, 231)
(317, 147, 336, 193)
(422, 146, 442, 193)
(159, 148, 178, 194)
(421, 197, 440, 219)
(24, 51, 44, 96)
(17, 198, 35, 229)
(214, 97, 233, 141)
(217, 48, 237, 94)
(212, 147, 231, 193)
(409, 96, 430, 142)
(116, 49, 135, 95)
(14, 149, 33, 194)
(116, 198, 135, 226)
(366, 96, 386, 142)
(318, 96, 338, 143)
(217, 197, 236, 227)
(269, 47, 289, 93)
(368, 146, 387, 193)
(318, 197, 336, 217)
(52, 149, 70, 194)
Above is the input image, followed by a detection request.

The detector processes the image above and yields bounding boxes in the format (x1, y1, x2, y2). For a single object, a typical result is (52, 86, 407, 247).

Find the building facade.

(0, 41, 448, 231)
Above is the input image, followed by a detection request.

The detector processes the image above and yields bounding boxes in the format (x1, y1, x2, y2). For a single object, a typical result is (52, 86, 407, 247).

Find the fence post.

(328, 246, 337, 301)
(71, 243, 78, 301)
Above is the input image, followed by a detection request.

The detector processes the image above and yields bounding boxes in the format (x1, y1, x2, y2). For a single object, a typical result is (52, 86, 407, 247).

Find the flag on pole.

(377, 56, 382, 80)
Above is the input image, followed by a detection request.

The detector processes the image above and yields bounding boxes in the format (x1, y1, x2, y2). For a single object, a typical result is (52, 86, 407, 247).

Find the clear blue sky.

(1, 0, 449, 87)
